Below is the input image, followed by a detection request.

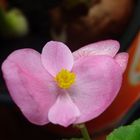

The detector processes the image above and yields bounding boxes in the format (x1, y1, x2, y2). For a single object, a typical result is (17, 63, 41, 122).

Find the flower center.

(55, 69, 76, 89)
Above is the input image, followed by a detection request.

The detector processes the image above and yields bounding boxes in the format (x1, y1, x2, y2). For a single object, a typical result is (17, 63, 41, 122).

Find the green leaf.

(5, 9, 28, 36)
(0, 8, 28, 37)
(131, 118, 140, 126)
(107, 118, 140, 140)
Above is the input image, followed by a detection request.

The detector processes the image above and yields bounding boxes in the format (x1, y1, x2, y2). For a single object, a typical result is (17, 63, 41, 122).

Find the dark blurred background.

(0, 0, 140, 140)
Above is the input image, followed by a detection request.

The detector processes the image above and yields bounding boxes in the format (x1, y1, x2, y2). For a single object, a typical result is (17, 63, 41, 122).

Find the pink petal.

(115, 52, 129, 73)
(41, 41, 74, 76)
(73, 40, 120, 60)
(2, 49, 57, 125)
(48, 92, 80, 127)
(69, 56, 123, 123)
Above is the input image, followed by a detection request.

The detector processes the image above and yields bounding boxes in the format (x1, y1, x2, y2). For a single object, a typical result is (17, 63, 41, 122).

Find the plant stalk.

(75, 124, 91, 140)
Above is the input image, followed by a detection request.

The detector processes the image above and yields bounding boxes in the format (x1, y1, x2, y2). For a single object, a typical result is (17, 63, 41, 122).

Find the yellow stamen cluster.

(55, 69, 76, 89)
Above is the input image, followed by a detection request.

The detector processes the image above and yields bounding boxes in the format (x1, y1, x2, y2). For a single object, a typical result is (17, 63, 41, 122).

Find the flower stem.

(75, 124, 91, 140)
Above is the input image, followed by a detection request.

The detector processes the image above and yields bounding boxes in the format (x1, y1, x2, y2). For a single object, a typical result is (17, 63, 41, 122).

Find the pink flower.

(2, 40, 128, 127)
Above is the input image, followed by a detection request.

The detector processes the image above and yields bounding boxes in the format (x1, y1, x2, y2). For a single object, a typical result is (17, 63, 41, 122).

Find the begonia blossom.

(2, 40, 128, 127)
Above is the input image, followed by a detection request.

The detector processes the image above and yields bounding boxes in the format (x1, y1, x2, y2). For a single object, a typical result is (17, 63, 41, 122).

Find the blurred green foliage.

(107, 118, 140, 140)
